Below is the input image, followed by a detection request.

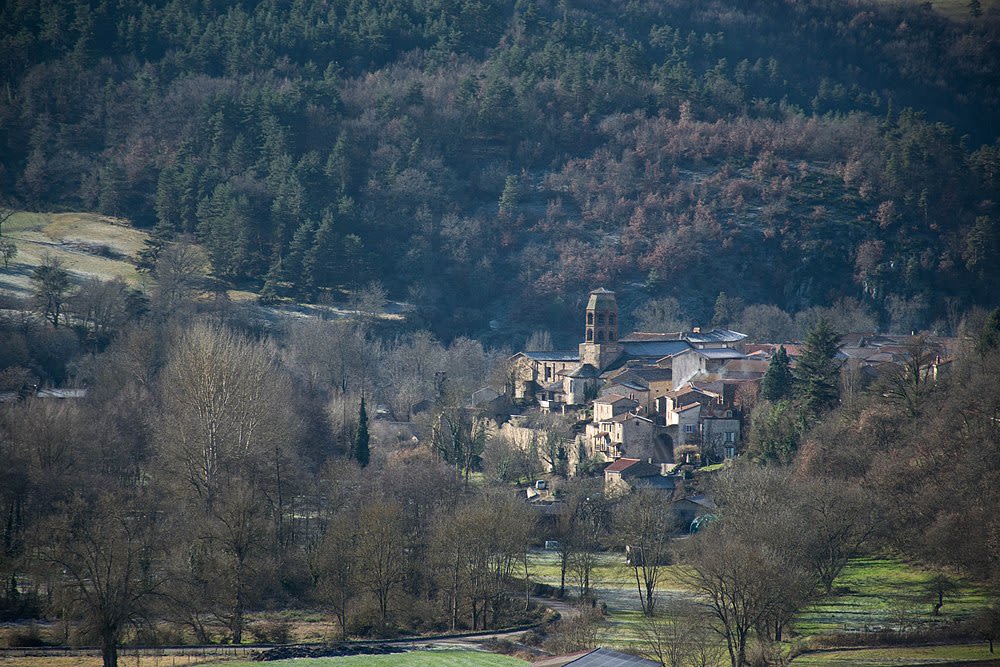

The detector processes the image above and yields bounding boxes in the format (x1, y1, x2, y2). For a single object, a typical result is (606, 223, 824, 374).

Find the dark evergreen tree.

(793, 319, 842, 420)
(285, 218, 318, 296)
(304, 210, 340, 289)
(979, 307, 1000, 354)
(354, 396, 370, 468)
(761, 345, 793, 401)
(136, 220, 176, 272)
(712, 291, 744, 328)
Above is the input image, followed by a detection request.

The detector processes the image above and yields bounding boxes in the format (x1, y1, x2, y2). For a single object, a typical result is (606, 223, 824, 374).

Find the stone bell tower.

(579, 288, 623, 370)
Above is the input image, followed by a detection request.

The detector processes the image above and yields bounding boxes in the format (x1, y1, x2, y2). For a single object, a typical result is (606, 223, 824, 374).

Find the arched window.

(598, 330, 605, 342)
(597, 313, 606, 325)
(587, 312, 594, 325)
(586, 329, 593, 341)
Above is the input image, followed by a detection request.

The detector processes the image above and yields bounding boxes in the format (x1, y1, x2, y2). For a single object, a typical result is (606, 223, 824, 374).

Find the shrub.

(251, 619, 292, 645)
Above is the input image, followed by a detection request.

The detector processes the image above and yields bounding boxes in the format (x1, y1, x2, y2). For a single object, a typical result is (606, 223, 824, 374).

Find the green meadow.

(202, 649, 528, 667)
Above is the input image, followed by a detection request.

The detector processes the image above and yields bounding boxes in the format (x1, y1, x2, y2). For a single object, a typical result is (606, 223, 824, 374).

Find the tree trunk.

(101, 631, 118, 667)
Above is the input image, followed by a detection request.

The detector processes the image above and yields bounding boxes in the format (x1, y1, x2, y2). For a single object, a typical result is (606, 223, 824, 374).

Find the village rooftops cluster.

(506, 288, 957, 498)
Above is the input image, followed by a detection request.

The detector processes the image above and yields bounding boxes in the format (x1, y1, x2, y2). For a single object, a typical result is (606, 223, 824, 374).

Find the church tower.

(579, 288, 623, 370)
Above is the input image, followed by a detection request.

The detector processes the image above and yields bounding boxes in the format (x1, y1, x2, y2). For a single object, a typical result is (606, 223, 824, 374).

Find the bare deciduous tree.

(38, 492, 164, 667)
(311, 510, 361, 639)
(356, 500, 407, 627)
(156, 323, 294, 507)
(151, 236, 208, 317)
(616, 489, 675, 615)
(31, 254, 73, 328)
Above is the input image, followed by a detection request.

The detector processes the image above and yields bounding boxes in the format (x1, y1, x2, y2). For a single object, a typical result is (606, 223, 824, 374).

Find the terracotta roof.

(605, 458, 640, 473)
(745, 343, 803, 357)
(666, 385, 713, 399)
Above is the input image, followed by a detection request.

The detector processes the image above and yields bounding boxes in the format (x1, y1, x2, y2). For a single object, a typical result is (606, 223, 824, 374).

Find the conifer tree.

(979, 308, 1000, 354)
(794, 319, 841, 420)
(354, 396, 370, 468)
(761, 345, 793, 401)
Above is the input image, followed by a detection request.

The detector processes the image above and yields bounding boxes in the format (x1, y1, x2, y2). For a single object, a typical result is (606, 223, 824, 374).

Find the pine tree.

(712, 291, 744, 328)
(354, 396, 370, 468)
(794, 319, 841, 420)
(979, 308, 1000, 354)
(304, 210, 339, 290)
(761, 345, 793, 401)
(498, 175, 519, 217)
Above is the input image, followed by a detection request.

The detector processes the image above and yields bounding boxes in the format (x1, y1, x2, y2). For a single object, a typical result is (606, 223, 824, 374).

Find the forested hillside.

(1, 0, 998, 342)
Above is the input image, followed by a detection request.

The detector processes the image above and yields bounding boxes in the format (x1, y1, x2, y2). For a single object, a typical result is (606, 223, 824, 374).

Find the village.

(394, 287, 961, 528)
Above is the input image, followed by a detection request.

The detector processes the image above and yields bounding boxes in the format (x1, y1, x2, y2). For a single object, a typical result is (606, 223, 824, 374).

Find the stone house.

(603, 457, 678, 497)
(669, 347, 746, 388)
(593, 395, 640, 422)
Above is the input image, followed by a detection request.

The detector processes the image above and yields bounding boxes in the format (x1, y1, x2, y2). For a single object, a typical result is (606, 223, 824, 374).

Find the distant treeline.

(1, 0, 998, 341)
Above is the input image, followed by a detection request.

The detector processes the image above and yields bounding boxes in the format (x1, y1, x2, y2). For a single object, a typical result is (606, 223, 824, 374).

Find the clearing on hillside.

(0, 212, 149, 299)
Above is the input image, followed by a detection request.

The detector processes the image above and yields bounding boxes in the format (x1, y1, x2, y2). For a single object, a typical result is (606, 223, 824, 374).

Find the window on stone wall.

(587, 329, 593, 341)
(587, 312, 594, 324)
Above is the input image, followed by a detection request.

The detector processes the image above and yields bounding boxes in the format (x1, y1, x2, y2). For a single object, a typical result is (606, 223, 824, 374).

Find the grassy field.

(794, 557, 988, 636)
(791, 643, 999, 666)
(884, 0, 999, 19)
(0, 655, 215, 667)
(198, 648, 528, 667)
(527, 550, 991, 662)
(527, 549, 691, 649)
(0, 212, 149, 298)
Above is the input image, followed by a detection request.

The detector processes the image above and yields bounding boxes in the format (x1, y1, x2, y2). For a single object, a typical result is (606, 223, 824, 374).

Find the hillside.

(1, 0, 998, 345)
(0, 212, 148, 299)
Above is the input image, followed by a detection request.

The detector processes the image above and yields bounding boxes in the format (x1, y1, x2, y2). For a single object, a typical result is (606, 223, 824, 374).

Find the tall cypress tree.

(794, 319, 841, 419)
(761, 345, 793, 401)
(354, 396, 370, 468)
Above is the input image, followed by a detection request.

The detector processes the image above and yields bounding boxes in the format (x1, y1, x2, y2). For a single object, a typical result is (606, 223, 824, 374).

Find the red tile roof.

(604, 457, 640, 473)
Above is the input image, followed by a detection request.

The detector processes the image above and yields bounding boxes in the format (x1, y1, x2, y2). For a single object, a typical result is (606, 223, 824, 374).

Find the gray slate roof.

(565, 647, 660, 666)
(524, 350, 580, 362)
(621, 340, 691, 358)
(564, 363, 602, 378)
(684, 328, 748, 344)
